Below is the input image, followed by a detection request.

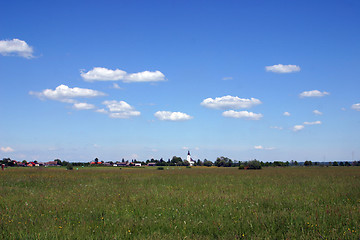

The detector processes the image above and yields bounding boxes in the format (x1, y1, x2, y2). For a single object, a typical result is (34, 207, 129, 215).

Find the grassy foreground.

(0, 167, 359, 239)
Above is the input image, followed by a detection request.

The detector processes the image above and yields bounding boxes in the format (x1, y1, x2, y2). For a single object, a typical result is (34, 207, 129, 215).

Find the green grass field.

(1, 166, 359, 239)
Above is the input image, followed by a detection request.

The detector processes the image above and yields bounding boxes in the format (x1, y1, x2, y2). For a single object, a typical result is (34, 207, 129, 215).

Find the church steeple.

(187, 151, 190, 156)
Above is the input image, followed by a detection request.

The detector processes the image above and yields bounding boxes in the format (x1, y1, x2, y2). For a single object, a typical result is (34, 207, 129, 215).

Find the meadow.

(0, 166, 359, 239)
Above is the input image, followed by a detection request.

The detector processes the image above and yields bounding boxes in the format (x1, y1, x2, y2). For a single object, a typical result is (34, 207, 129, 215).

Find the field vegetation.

(1, 166, 359, 239)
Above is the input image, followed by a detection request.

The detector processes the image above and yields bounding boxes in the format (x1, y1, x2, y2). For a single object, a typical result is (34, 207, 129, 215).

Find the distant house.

(147, 162, 156, 166)
(27, 162, 36, 167)
(44, 161, 59, 166)
(135, 163, 141, 167)
(117, 162, 129, 167)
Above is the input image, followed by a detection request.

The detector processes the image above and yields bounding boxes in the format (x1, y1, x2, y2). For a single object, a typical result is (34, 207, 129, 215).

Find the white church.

(186, 151, 195, 166)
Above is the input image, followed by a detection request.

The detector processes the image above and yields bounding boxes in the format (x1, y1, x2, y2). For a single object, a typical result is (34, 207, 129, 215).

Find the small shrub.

(66, 164, 73, 170)
(157, 167, 164, 170)
(186, 166, 191, 168)
(238, 165, 245, 170)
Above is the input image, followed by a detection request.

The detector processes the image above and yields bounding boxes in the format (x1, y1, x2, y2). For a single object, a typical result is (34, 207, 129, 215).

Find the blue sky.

(1, 0, 359, 162)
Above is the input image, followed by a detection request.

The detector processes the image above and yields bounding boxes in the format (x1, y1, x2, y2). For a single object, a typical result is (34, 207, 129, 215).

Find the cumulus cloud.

(81, 67, 166, 83)
(73, 102, 95, 110)
(271, 126, 283, 130)
(283, 112, 291, 116)
(303, 121, 322, 125)
(313, 110, 323, 115)
(102, 100, 140, 119)
(293, 125, 305, 132)
(299, 90, 330, 98)
(0, 39, 34, 58)
(351, 103, 360, 111)
(265, 64, 300, 73)
(154, 111, 193, 121)
(222, 110, 263, 120)
(30, 84, 106, 102)
(1, 146, 14, 153)
(201, 95, 261, 110)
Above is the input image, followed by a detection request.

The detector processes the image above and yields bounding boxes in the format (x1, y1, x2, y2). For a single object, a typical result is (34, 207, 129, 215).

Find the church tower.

(186, 151, 195, 166)
(187, 151, 191, 162)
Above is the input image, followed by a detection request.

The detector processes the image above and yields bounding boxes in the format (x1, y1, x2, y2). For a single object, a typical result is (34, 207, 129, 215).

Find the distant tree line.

(1, 157, 360, 168)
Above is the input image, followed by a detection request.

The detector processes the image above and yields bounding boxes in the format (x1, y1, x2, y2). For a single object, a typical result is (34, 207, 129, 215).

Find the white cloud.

(154, 111, 193, 121)
(95, 108, 108, 114)
(299, 90, 330, 98)
(73, 102, 96, 110)
(201, 95, 261, 110)
(293, 125, 305, 132)
(112, 83, 122, 89)
(81, 67, 166, 83)
(222, 110, 263, 120)
(270, 126, 283, 130)
(265, 64, 300, 73)
(0, 39, 34, 58)
(303, 121, 322, 125)
(222, 77, 233, 80)
(351, 103, 360, 111)
(313, 110, 323, 115)
(109, 112, 140, 118)
(103, 100, 140, 119)
(292, 121, 321, 131)
(1, 146, 14, 153)
(125, 71, 165, 83)
(283, 112, 291, 116)
(30, 84, 106, 102)
(254, 145, 274, 150)
(182, 147, 189, 150)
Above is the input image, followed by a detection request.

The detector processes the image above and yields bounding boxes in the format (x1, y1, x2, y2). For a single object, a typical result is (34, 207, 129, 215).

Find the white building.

(186, 151, 195, 166)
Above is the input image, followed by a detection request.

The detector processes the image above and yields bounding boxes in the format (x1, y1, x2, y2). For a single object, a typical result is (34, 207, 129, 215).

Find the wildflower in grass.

(59, 226, 62, 229)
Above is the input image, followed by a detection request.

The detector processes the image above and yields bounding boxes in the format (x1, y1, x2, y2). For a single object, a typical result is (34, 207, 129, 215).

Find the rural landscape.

(1, 162, 360, 239)
(1, 0, 360, 239)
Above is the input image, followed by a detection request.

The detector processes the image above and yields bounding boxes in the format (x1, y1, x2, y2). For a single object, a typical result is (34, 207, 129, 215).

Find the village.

(0, 151, 200, 169)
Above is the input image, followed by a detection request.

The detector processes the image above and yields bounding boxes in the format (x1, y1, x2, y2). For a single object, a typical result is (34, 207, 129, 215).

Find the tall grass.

(0, 167, 359, 239)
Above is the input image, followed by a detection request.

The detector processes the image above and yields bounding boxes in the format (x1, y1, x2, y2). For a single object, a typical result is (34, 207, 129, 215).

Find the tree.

(54, 159, 62, 165)
(215, 156, 232, 167)
(332, 161, 338, 166)
(171, 156, 182, 165)
(240, 160, 262, 170)
(203, 159, 212, 167)
(304, 161, 312, 166)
